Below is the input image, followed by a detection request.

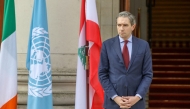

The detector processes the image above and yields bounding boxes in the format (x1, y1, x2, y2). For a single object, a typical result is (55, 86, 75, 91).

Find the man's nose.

(120, 26, 124, 30)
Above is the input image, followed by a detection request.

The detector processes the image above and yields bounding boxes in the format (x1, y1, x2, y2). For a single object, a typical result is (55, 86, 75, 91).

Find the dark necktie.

(122, 40, 129, 69)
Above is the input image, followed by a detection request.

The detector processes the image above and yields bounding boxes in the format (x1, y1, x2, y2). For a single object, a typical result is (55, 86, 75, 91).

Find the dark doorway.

(120, 0, 130, 12)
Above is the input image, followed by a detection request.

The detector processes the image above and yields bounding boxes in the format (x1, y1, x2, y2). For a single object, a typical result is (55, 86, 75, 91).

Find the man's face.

(117, 17, 135, 40)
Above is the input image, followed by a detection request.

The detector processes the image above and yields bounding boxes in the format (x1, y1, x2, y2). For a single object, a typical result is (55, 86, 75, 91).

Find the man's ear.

(132, 24, 136, 31)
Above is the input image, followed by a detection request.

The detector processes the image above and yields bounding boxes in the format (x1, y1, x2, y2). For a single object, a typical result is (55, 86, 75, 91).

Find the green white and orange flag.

(0, 0, 17, 109)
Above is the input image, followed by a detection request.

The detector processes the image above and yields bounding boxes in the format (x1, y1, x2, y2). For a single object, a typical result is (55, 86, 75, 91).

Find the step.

(18, 82, 76, 92)
(153, 65, 190, 71)
(149, 93, 190, 100)
(153, 6, 190, 10)
(152, 36, 190, 41)
(152, 37, 190, 41)
(150, 84, 190, 93)
(153, 71, 190, 78)
(146, 107, 189, 109)
(152, 59, 190, 65)
(151, 42, 190, 48)
(152, 19, 190, 24)
(149, 100, 190, 108)
(152, 28, 190, 33)
(152, 23, 190, 29)
(18, 69, 77, 75)
(152, 77, 190, 84)
(152, 10, 190, 14)
(18, 72, 76, 83)
(152, 31, 190, 36)
(18, 105, 74, 109)
(152, 53, 190, 59)
(152, 42, 190, 48)
(152, 33, 190, 37)
(155, 2, 190, 6)
(152, 17, 190, 22)
(152, 14, 190, 18)
(17, 69, 76, 107)
(152, 48, 190, 53)
(155, 3, 190, 7)
(152, 33, 190, 38)
(151, 39, 190, 43)
(154, 0, 190, 6)
(152, 35, 190, 40)
(18, 92, 75, 105)
(18, 82, 76, 105)
(153, 10, 190, 14)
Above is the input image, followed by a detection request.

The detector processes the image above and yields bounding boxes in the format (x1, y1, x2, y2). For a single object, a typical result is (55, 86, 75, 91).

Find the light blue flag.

(26, 0, 53, 109)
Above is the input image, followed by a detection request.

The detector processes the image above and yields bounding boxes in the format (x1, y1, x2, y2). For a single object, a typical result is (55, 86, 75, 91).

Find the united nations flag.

(26, 0, 53, 109)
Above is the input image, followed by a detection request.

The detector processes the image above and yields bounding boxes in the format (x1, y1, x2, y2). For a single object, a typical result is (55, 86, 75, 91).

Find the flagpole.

(86, 41, 89, 109)
(0, 0, 4, 45)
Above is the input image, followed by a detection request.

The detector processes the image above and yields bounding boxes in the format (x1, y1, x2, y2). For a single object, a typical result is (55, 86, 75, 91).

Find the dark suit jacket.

(98, 35, 153, 109)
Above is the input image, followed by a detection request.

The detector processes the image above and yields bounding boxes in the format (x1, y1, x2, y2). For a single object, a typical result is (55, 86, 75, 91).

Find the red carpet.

(149, 47, 190, 108)
(148, 0, 190, 108)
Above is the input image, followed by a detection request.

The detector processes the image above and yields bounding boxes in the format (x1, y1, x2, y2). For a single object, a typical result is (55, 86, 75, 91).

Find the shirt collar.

(119, 35, 132, 43)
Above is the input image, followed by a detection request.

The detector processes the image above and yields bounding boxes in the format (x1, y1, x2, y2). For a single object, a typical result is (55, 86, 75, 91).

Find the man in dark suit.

(98, 11, 153, 109)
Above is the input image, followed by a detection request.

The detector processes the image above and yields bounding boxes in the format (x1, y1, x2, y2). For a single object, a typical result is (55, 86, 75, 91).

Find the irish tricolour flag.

(0, 0, 17, 109)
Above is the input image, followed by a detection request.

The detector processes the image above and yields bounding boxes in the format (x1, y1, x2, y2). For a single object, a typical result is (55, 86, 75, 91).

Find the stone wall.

(15, 0, 119, 71)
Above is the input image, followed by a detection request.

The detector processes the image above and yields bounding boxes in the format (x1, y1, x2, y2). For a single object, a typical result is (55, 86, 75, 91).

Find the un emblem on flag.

(28, 27, 52, 97)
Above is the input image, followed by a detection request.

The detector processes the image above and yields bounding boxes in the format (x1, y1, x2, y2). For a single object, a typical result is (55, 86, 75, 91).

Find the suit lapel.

(113, 36, 124, 64)
(128, 36, 139, 70)
(112, 36, 140, 71)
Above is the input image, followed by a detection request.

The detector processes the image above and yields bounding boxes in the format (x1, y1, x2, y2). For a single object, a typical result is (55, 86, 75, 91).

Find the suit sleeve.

(98, 42, 117, 99)
(136, 42, 153, 98)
